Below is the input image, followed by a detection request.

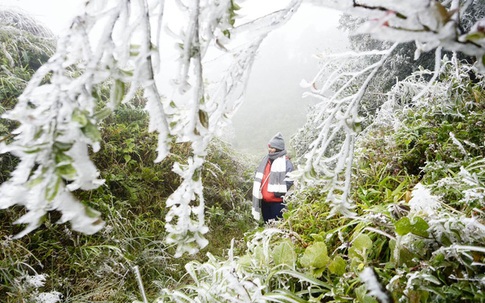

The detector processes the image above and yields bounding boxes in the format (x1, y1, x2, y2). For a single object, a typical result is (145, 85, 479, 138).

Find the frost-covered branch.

(319, 0, 485, 70)
(160, 0, 303, 256)
(293, 43, 398, 217)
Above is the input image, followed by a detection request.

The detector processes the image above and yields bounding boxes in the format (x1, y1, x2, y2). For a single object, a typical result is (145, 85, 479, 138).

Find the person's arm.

(285, 159, 294, 190)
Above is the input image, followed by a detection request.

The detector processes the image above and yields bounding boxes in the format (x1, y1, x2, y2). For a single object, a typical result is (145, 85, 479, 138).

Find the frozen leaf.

(349, 234, 373, 261)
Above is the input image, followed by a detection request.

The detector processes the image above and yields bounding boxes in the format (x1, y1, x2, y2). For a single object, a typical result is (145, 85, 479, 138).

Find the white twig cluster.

(293, 45, 398, 217)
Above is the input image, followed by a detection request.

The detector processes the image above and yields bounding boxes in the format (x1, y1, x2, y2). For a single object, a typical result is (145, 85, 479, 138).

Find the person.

(252, 132, 294, 223)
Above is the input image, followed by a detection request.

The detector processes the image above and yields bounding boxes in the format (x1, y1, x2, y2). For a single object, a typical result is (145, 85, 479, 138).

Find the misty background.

(226, 3, 349, 156)
(1, 0, 349, 157)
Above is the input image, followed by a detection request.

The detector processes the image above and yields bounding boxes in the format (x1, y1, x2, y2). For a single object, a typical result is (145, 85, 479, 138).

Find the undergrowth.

(0, 104, 256, 302)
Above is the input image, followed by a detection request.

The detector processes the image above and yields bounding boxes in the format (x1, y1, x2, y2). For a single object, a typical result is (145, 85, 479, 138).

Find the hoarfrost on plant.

(408, 183, 441, 217)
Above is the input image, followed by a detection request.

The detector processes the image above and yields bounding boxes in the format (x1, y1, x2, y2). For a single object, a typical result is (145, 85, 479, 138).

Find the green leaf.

(349, 234, 373, 262)
(300, 241, 330, 269)
(310, 233, 325, 242)
(466, 31, 485, 41)
(82, 122, 102, 142)
(72, 108, 88, 127)
(409, 217, 429, 237)
(57, 164, 76, 179)
(198, 110, 209, 128)
(265, 289, 309, 303)
(53, 141, 73, 152)
(45, 176, 62, 201)
(24, 147, 43, 154)
(28, 175, 44, 187)
(110, 79, 125, 106)
(395, 217, 412, 236)
(352, 234, 373, 251)
(395, 216, 429, 237)
(55, 152, 73, 165)
(237, 254, 252, 268)
(94, 107, 112, 121)
(272, 240, 296, 267)
(355, 284, 379, 303)
(328, 255, 346, 276)
(275, 269, 331, 288)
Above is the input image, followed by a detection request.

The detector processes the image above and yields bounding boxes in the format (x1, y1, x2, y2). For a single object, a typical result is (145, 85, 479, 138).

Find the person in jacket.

(252, 132, 294, 223)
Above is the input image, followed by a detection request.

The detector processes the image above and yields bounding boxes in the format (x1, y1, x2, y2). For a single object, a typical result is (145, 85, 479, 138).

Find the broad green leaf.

(352, 234, 373, 251)
(328, 255, 346, 276)
(272, 240, 296, 267)
(300, 241, 330, 269)
(395, 217, 412, 236)
(409, 217, 429, 237)
(313, 267, 325, 278)
(349, 234, 373, 262)
(395, 217, 429, 237)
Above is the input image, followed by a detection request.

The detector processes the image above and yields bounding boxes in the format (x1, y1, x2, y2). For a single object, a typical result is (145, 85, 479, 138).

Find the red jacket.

(260, 160, 284, 202)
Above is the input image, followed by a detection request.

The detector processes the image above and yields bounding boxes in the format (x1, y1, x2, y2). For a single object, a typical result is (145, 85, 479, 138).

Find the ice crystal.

(360, 267, 390, 303)
(34, 292, 63, 303)
(408, 183, 441, 217)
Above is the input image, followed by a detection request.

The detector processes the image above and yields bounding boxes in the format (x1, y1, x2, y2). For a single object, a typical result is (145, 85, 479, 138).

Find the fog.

(1, 0, 349, 158)
(227, 3, 349, 156)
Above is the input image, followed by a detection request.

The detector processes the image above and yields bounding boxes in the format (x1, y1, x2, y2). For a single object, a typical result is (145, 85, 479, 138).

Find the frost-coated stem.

(412, 47, 443, 102)
(296, 42, 399, 217)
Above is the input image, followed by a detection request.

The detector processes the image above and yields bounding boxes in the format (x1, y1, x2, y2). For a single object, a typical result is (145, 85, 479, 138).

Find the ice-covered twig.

(293, 43, 398, 217)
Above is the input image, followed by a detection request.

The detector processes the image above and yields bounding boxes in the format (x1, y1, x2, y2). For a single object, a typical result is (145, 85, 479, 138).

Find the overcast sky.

(1, 0, 82, 34)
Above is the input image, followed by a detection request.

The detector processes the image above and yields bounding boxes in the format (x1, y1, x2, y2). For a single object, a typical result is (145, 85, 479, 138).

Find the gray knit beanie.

(268, 132, 285, 151)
